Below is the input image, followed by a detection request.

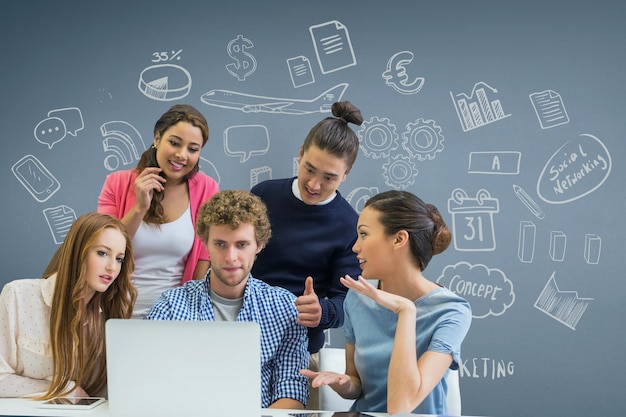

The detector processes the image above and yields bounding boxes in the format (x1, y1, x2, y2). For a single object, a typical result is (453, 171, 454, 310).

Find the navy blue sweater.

(251, 177, 361, 353)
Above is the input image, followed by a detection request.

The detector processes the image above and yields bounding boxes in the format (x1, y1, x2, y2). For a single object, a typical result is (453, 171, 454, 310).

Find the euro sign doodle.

(382, 51, 424, 95)
(226, 35, 257, 81)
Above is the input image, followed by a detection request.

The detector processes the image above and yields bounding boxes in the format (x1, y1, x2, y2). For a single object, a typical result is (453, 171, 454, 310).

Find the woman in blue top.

(302, 190, 471, 415)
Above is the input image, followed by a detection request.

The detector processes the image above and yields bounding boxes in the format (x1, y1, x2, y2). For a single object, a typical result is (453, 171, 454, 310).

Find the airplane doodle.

(200, 83, 348, 115)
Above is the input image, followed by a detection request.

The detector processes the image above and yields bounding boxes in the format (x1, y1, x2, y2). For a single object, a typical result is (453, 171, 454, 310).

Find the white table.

(0, 398, 449, 417)
(0, 399, 345, 417)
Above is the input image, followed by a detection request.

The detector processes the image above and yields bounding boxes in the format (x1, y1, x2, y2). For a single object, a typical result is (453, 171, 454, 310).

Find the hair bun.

(331, 101, 363, 126)
(427, 204, 451, 255)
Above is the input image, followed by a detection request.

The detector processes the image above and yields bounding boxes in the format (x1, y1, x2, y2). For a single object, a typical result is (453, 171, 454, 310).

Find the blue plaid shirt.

(145, 273, 310, 407)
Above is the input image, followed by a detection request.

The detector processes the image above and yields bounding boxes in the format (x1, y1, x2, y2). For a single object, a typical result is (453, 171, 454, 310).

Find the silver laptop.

(105, 319, 261, 417)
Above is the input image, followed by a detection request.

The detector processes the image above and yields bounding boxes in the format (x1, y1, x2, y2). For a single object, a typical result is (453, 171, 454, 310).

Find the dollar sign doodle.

(226, 35, 257, 81)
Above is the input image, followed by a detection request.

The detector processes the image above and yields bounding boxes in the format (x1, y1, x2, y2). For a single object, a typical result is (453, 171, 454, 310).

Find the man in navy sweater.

(251, 101, 364, 364)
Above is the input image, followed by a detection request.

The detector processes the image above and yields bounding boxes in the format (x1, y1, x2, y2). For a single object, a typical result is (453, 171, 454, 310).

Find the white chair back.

(446, 368, 462, 416)
(318, 348, 355, 411)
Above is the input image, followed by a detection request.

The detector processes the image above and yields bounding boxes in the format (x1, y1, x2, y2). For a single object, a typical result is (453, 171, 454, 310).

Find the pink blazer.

(97, 169, 219, 283)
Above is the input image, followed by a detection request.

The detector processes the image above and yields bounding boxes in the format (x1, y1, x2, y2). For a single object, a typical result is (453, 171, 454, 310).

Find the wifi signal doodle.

(100, 121, 146, 171)
(226, 35, 257, 81)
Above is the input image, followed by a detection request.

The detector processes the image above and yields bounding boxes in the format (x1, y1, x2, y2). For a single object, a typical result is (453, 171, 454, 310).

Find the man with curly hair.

(146, 190, 309, 409)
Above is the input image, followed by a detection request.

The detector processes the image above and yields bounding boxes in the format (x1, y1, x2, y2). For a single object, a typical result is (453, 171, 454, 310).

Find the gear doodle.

(382, 155, 418, 190)
(357, 117, 399, 159)
(346, 186, 379, 213)
(402, 118, 445, 161)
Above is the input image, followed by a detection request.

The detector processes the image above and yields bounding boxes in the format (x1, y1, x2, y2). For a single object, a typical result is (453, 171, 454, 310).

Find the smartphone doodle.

(11, 155, 60, 202)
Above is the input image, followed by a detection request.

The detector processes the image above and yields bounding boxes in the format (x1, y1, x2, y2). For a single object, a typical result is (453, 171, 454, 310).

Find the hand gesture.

(300, 369, 351, 389)
(134, 167, 166, 212)
(340, 274, 415, 315)
(295, 276, 322, 327)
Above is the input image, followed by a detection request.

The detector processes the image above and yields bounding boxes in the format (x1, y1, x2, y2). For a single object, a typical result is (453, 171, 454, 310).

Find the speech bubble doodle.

(34, 117, 67, 149)
(437, 261, 515, 319)
(48, 107, 84, 136)
(537, 133, 612, 204)
(224, 125, 269, 163)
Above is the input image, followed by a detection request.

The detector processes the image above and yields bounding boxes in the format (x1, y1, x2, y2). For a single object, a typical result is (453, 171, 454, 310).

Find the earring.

(151, 144, 157, 149)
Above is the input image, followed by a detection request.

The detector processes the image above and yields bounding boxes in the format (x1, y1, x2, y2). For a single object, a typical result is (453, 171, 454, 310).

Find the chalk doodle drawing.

(382, 51, 425, 95)
(34, 107, 84, 149)
(43, 205, 76, 244)
(448, 188, 499, 252)
(450, 82, 511, 132)
(468, 151, 521, 175)
(534, 272, 593, 330)
(537, 133, 612, 204)
(529, 90, 569, 129)
(201, 83, 348, 115)
(437, 261, 515, 319)
(309, 20, 356, 74)
(224, 125, 269, 163)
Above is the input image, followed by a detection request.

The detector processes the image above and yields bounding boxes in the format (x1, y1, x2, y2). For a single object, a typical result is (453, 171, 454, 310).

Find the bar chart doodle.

(534, 272, 593, 330)
(450, 82, 511, 132)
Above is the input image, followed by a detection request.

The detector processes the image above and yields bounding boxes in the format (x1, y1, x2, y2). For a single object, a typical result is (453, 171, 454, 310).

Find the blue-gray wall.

(2, 1, 624, 416)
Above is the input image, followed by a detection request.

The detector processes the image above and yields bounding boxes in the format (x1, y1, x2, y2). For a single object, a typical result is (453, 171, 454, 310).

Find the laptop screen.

(106, 319, 261, 417)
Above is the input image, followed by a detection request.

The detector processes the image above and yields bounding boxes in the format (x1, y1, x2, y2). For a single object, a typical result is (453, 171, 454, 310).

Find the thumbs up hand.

(295, 276, 322, 327)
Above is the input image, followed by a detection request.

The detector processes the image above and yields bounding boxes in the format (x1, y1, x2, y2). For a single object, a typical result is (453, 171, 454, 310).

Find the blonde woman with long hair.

(0, 212, 137, 399)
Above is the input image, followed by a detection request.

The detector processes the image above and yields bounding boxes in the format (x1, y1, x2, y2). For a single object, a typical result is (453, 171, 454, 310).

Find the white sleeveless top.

(131, 205, 194, 318)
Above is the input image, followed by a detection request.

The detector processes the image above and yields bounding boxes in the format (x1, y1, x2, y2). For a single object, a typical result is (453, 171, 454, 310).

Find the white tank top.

(131, 205, 194, 318)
